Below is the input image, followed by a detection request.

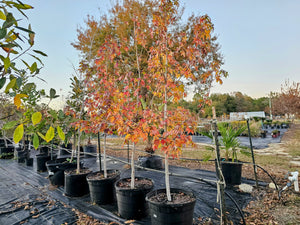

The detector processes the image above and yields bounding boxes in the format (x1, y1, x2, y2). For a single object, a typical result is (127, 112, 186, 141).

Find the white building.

(229, 111, 265, 121)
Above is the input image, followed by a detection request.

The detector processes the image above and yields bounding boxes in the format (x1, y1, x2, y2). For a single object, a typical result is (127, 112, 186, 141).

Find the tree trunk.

(165, 153, 171, 201)
(76, 128, 81, 174)
(103, 134, 107, 178)
(130, 142, 135, 189)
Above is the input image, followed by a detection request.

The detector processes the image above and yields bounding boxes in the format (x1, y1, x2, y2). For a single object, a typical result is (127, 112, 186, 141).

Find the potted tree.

(45, 109, 83, 186)
(144, 1, 227, 224)
(84, 70, 121, 205)
(77, 4, 157, 218)
(0, 94, 19, 159)
(63, 75, 91, 197)
(74, 1, 227, 223)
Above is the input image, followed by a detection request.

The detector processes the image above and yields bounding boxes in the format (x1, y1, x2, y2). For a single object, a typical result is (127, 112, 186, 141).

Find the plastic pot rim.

(86, 170, 120, 181)
(115, 177, 154, 191)
(146, 188, 196, 207)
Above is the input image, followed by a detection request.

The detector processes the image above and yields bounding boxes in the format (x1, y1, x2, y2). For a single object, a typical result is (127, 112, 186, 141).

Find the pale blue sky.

(23, 0, 300, 107)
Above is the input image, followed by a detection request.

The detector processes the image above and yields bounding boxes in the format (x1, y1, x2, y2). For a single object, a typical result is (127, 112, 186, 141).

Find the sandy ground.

(254, 123, 300, 166)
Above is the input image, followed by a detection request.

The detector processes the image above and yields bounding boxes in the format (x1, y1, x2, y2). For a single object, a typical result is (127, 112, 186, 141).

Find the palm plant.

(218, 123, 246, 162)
(201, 122, 246, 162)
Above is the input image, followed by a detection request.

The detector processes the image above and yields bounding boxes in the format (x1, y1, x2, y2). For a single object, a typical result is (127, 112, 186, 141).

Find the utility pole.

(269, 92, 273, 120)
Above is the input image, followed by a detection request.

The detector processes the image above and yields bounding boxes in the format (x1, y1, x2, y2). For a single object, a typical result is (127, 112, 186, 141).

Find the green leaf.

(49, 109, 58, 120)
(0, 28, 7, 39)
(37, 132, 46, 141)
(3, 13, 16, 29)
(5, 78, 16, 93)
(21, 59, 30, 69)
(0, 10, 6, 20)
(32, 112, 42, 125)
(45, 126, 55, 143)
(0, 77, 6, 89)
(58, 109, 65, 119)
(203, 154, 212, 162)
(2, 120, 18, 130)
(158, 103, 164, 111)
(33, 133, 39, 149)
(140, 98, 146, 109)
(57, 126, 65, 141)
(28, 54, 43, 66)
(13, 2, 33, 10)
(13, 124, 24, 143)
(16, 77, 22, 88)
(49, 88, 57, 99)
(3, 57, 10, 71)
(1, 43, 19, 49)
(14, 26, 35, 34)
(33, 49, 47, 57)
(30, 62, 37, 73)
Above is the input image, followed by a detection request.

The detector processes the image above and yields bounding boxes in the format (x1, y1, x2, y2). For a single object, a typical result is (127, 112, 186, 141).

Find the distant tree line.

(174, 80, 300, 119)
(173, 92, 269, 118)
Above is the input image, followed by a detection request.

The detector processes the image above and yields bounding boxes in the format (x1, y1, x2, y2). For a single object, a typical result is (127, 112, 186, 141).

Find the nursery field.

(0, 122, 299, 224)
(99, 122, 300, 224)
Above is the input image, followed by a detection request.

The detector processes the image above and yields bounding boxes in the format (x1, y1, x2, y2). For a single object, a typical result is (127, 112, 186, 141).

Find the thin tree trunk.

(103, 133, 107, 178)
(71, 134, 76, 162)
(130, 142, 135, 189)
(76, 128, 81, 174)
(164, 86, 171, 201)
(165, 153, 171, 201)
(97, 132, 102, 171)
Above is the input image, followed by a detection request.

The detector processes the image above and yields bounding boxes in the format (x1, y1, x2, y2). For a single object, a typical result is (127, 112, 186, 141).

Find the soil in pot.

(64, 168, 91, 197)
(115, 177, 154, 220)
(36, 154, 51, 172)
(46, 158, 80, 186)
(146, 188, 196, 225)
(87, 170, 120, 205)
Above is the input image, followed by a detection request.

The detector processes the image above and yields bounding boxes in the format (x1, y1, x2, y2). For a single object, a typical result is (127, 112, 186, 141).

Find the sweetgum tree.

(77, 0, 227, 197)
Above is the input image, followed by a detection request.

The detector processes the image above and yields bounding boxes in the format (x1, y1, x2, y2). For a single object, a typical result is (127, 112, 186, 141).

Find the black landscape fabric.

(0, 150, 261, 224)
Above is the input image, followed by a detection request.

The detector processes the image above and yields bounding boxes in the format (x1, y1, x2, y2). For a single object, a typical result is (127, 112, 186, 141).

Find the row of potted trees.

(0, 0, 229, 224)
(68, 0, 228, 224)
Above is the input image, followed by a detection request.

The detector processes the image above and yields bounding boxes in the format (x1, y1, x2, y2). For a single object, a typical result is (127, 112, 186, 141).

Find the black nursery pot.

(64, 169, 91, 197)
(0, 146, 15, 154)
(115, 177, 154, 220)
(36, 154, 51, 172)
(0, 138, 6, 148)
(39, 146, 50, 155)
(46, 158, 79, 186)
(14, 148, 27, 163)
(83, 144, 97, 158)
(216, 159, 243, 185)
(87, 170, 120, 205)
(146, 188, 196, 225)
(25, 157, 33, 166)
